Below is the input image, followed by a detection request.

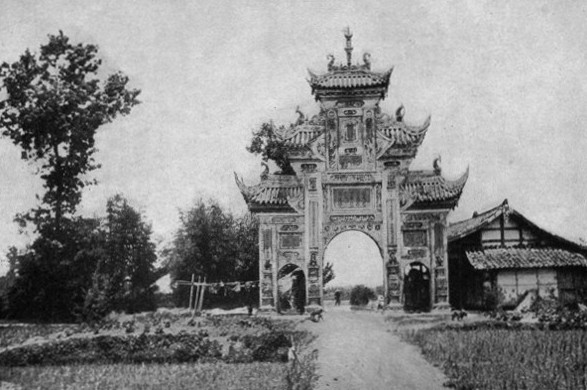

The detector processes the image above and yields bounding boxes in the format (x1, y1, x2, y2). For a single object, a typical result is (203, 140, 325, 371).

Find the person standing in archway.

(334, 290, 342, 306)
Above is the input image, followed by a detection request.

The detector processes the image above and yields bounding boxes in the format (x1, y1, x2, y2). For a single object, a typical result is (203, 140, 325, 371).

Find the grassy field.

(402, 326, 587, 390)
(1, 362, 288, 390)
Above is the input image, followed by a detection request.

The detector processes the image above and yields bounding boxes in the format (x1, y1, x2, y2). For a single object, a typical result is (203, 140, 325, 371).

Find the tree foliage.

(4, 195, 157, 321)
(6, 217, 105, 321)
(0, 31, 140, 232)
(246, 122, 295, 175)
(350, 285, 376, 306)
(166, 199, 259, 306)
(322, 262, 335, 286)
(84, 195, 158, 319)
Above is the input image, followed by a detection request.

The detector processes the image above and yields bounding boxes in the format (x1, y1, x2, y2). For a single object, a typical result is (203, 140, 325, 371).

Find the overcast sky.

(1, 0, 586, 276)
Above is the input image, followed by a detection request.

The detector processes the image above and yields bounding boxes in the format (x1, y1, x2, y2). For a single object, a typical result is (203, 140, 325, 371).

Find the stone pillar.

(433, 217, 450, 310)
(259, 222, 276, 311)
(386, 171, 403, 310)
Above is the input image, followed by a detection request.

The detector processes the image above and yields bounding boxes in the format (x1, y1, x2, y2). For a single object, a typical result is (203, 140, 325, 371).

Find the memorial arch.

(236, 30, 468, 311)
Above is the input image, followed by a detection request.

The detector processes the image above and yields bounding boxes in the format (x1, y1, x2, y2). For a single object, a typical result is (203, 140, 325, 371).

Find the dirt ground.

(298, 302, 449, 390)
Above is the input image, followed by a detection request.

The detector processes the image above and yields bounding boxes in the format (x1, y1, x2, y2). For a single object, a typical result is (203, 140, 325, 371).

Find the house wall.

(557, 267, 587, 304)
(497, 269, 558, 306)
(480, 217, 540, 248)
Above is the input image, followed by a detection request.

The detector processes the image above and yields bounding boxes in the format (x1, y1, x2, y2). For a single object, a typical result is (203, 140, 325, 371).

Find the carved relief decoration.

(278, 251, 303, 263)
(329, 214, 376, 223)
(286, 190, 305, 214)
(325, 172, 376, 183)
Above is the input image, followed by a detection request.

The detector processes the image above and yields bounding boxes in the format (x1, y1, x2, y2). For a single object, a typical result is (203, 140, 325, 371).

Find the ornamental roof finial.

(343, 27, 353, 67)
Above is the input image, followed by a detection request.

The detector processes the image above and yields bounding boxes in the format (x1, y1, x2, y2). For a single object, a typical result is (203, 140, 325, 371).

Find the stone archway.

(237, 31, 468, 314)
(323, 230, 385, 294)
(403, 262, 431, 311)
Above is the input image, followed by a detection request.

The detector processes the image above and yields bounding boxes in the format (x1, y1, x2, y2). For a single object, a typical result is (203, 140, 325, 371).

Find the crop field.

(0, 312, 317, 390)
(402, 325, 587, 390)
(2, 362, 288, 390)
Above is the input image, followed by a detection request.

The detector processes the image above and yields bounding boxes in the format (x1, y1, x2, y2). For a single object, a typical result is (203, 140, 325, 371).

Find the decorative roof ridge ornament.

(395, 104, 405, 122)
(295, 106, 306, 125)
(327, 54, 335, 72)
(344, 26, 353, 67)
(433, 154, 442, 175)
(363, 53, 371, 71)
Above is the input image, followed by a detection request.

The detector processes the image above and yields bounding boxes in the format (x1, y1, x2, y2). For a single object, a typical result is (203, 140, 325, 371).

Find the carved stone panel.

(403, 230, 427, 247)
(309, 201, 319, 247)
(332, 187, 371, 210)
(386, 200, 396, 246)
(279, 233, 302, 249)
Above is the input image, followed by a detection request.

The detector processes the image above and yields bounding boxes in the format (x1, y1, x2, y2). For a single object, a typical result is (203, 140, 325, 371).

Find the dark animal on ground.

(308, 308, 324, 322)
(451, 309, 467, 321)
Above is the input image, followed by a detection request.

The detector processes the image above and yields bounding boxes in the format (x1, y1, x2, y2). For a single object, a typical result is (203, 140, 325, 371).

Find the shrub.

(0, 333, 222, 366)
(350, 285, 375, 306)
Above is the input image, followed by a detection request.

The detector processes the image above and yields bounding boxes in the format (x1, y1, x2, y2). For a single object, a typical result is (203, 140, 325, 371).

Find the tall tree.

(0, 32, 140, 321)
(0, 31, 140, 234)
(84, 195, 157, 317)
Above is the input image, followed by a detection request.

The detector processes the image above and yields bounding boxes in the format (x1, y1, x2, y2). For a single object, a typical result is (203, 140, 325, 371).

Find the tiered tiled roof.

(376, 114, 431, 157)
(401, 168, 469, 209)
(307, 29, 392, 100)
(308, 68, 392, 90)
(466, 248, 587, 270)
(277, 126, 324, 148)
(448, 200, 509, 242)
(235, 173, 303, 212)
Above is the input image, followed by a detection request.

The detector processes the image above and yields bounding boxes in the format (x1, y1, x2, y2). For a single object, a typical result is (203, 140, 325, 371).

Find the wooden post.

(193, 276, 201, 317)
(188, 273, 195, 310)
(197, 277, 207, 313)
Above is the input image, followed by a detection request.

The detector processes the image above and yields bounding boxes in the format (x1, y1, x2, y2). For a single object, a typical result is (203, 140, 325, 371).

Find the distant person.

(334, 290, 341, 306)
(376, 295, 385, 312)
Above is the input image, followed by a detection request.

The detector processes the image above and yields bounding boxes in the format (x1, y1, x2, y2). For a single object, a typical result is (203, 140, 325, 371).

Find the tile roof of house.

(448, 200, 509, 242)
(466, 248, 587, 270)
(448, 200, 586, 251)
(402, 168, 469, 209)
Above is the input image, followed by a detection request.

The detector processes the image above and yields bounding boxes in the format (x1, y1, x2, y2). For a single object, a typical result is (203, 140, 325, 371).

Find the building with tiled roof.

(236, 29, 468, 313)
(448, 200, 587, 309)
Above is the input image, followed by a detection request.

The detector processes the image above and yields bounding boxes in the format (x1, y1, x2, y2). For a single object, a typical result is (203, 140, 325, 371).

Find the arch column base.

(432, 302, 451, 311)
(385, 303, 404, 311)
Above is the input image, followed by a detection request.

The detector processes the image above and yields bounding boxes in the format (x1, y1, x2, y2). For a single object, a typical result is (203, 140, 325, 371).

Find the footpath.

(299, 304, 448, 390)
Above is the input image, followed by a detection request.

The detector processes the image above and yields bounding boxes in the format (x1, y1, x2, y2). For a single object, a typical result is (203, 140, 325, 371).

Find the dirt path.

(299, 304, 447, 390)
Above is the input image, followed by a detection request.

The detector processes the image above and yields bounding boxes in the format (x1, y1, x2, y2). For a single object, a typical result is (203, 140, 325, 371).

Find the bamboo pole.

(188, 273, 195, 310)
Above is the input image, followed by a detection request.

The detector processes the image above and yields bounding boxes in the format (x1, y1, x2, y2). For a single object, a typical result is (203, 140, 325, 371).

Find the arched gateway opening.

(324, 231, 384, 301)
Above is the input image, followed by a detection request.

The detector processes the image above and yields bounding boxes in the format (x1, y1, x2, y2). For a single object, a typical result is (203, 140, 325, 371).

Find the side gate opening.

(278, 264, 306, 314)
(403, 262, 431, 312)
